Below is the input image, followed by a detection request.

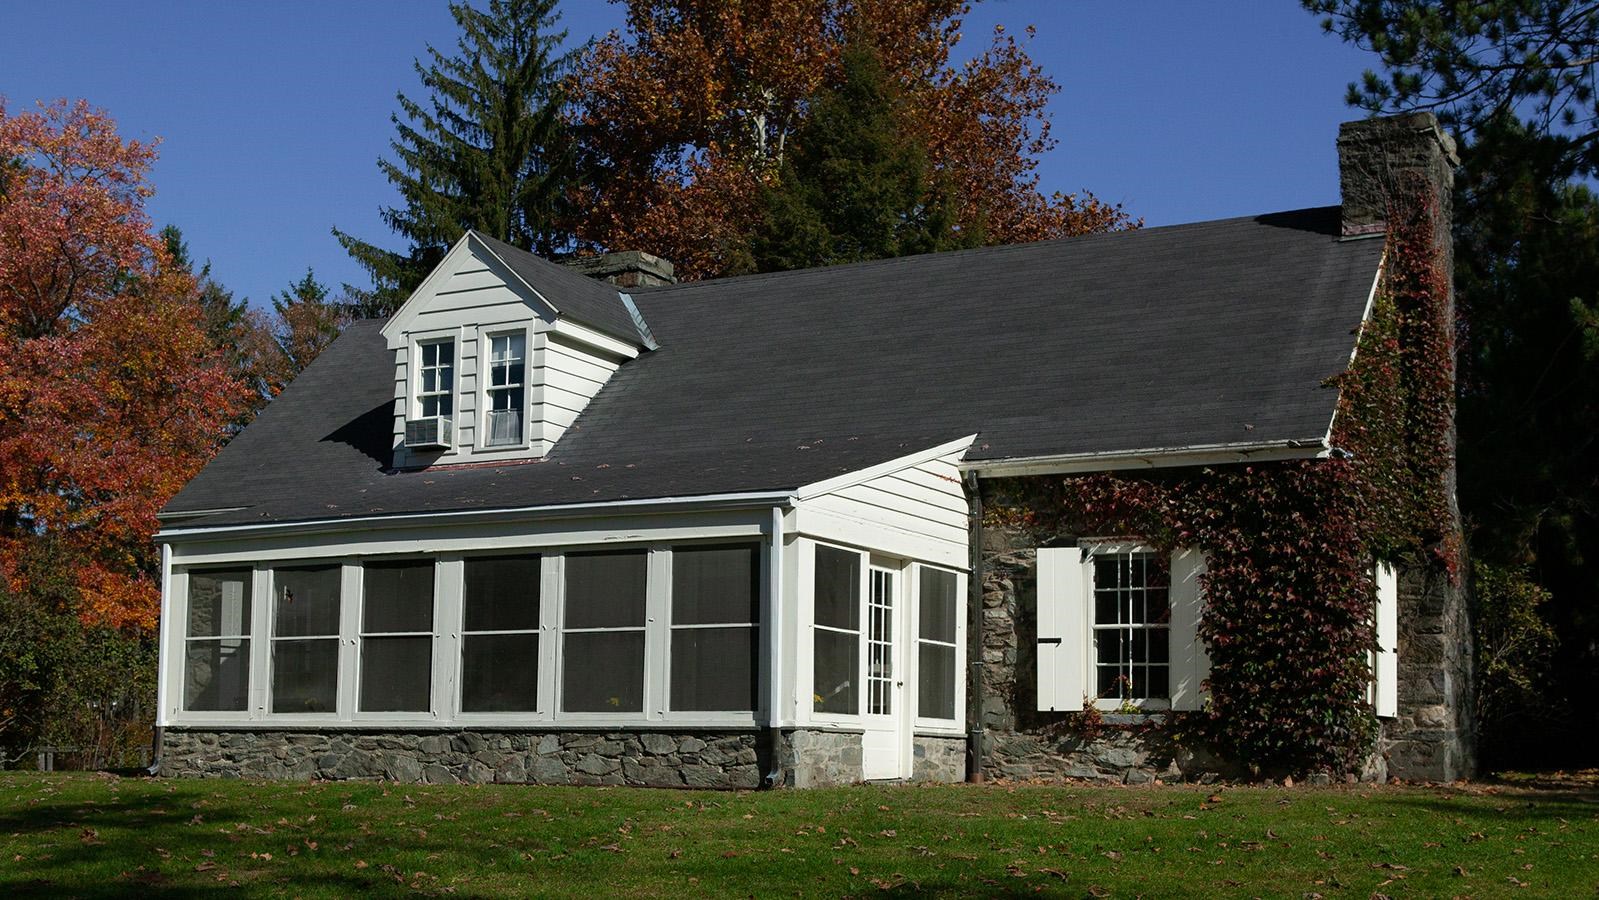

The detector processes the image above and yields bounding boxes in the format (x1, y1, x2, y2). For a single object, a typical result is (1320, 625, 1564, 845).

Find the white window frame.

(264, 560, 350, 722)
(806, 539, 869, 724)
(177, 566, 256, 720)
(477, 326, 532, 451)
(911, 563, 966, 732)
(1085, 541, 1173, 712)
(164, 535, 769, 730)
(413, 336, 457, 419)
(452, 551, 554, 724)
(1036, 542, 1208, 715)
(664, 541, 763, 715)
(353, 557, 439, 722)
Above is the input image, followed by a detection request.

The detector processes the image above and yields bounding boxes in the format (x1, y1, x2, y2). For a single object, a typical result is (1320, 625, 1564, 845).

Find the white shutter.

(1374, 561, 1399, 718)
(1036, 547, 1085, 712)
(1168, 549, 1210, 711)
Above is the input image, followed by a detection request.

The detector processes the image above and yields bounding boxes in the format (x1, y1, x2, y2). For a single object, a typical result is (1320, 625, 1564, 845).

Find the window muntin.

(417, 339, 454, 418)
(669, 544, 759, 712)
(461, 555, 541, 713)
(359, 560, 435, 713)
(270, 565, 341, 714)
(484, 332, 526, 447)
(917, 567, 958, 720)
(866, 567, 896, 715)
(812, 545, 861, 715)
(561, 550, 647, 712)
(1092, 550, 1171, 702)
(183, 569, 251, 712)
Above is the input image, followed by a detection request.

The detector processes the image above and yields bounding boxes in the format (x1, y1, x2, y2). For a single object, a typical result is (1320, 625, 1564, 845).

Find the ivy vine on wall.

(990, 183, 1456, 774)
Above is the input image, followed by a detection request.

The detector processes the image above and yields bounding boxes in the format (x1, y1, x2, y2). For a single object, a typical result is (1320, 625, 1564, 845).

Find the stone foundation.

(912, 735, 967, 783)
(162, 729, 763, 788)
(777, 729, 861, 787)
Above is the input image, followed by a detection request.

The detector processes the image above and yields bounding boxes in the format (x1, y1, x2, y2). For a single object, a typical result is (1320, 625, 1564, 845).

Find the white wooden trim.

(1035, 547, 1085, 712)
(791, 506, 966, 570)
(963, 440, 1329, 477)
(795, 435, 976, 500)
(1169, 549, 1210, 711)
(1374, 561, 1399, 718)
(381, 232, 560, 349)
(549, 317, 641, 361)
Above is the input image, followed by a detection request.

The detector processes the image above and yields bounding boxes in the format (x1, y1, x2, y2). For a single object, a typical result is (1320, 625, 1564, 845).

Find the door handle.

(1038, 637, 1062, 645)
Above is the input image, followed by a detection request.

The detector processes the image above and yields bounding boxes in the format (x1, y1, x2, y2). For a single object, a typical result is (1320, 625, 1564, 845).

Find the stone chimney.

(1338, 112, 1475, 783)
(1336, 111, 1458, 242)
(563, 250, 676, 288)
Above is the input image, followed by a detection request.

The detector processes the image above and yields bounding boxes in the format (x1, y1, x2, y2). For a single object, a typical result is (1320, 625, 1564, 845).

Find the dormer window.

(484, 332, 526, 447)
(417, 340, 455, 418)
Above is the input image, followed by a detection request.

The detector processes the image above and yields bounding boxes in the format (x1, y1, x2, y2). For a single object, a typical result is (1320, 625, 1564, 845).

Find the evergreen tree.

(160, 226, 281, 416)
(334, 0, 581, 310)
(747, 36, 977, 274)
(271, 269, 347, 378)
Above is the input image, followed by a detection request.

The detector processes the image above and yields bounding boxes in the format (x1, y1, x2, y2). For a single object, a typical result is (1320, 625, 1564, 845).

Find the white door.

(861, 562, 909, 780)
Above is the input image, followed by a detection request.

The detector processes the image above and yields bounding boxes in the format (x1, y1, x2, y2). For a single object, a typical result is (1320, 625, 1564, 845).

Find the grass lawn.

(2, 773, 1596, 897)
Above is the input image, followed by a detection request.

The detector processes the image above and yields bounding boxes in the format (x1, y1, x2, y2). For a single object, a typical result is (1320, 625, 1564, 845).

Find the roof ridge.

(635, 206, 1342, 294)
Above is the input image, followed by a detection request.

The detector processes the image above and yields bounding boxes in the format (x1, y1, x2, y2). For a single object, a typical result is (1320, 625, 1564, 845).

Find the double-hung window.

(669, 544, 759, 712)
(359, 560, 435, 713)
(484, 332, 525, 446)
(183, 569, 252, 712)
(1091, 550, 1171, 703)
(461, 554, 541, 713)
(812, 545, 861, 715)
(561, 550, 648, 713)
(1036, 544, 1207, 713)
(270, 565, 341, 714)
(417, 339, 454, 418)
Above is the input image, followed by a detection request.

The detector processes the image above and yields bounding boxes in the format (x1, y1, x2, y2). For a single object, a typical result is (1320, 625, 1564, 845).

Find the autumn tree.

(161, 226, 283, 417)
(574, 0, 1132, 280)
(1308, 0, 1599, 764)
(335, 0, 583, 308)
(0, 99, 246, 632)
(748, 35, 974, 272)
(271, 269, 349, 379)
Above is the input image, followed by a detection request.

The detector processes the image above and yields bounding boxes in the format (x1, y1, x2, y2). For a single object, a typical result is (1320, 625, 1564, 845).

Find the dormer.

(380, 231, 656, 468)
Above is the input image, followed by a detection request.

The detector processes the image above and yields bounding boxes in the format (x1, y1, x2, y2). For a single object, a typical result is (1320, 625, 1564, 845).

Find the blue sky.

(2, 1, 1375, 307)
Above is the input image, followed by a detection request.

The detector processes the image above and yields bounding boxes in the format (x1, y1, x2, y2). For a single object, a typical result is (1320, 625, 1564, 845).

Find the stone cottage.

(155, 112, 1471, 787)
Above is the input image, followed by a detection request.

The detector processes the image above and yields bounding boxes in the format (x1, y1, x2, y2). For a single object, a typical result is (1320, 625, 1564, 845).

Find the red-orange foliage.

(0, 100, 247, 631)
(575, 0, 1134, 280)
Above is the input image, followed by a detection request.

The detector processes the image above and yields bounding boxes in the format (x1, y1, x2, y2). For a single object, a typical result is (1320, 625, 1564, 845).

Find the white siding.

(800, 450, 969, 556)
(383, 239, 632, 467)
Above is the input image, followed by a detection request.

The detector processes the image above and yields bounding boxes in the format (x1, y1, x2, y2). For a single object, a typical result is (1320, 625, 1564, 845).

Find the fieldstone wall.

(978, 480, 1474, 783)
(777, 729, 861, 788)
(976, 525, 1235, 784)
(162, 729, 763, 788)
(911, 735, 966, 783)
(1381, 561, 1475, 780)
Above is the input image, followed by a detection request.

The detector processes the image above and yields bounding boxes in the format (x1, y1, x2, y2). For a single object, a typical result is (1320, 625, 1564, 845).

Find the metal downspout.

(964, 472, 986, 783)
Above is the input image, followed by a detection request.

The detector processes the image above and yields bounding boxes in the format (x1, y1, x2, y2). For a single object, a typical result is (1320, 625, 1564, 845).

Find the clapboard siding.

(385, 240, 631, 466)
(801, 450, 969, 549)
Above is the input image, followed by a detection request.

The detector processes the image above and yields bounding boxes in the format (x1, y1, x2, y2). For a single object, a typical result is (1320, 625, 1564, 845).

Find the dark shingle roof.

(165, 208, 1382, 528)
(471, 231, 643, 343)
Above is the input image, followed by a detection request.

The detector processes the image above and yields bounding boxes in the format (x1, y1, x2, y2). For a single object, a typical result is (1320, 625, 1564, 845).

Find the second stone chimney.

(563, 250, 676, 288)
(1336, 111, 1458, 240)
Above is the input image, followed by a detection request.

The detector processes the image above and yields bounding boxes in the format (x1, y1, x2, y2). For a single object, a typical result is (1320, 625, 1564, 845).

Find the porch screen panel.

(562, 551, 647, 712)
(271, 565, 341, 714)
(461, 555, 541, 712)
(360, 560, 435, 712)
(917, 567, 959, 720)
(812, 545, 860, 715)
(669, 544, 759, 711)
(183, 569, 252, 711)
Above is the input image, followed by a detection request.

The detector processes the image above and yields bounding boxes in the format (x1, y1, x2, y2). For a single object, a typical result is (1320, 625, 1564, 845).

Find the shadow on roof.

(321, 401, 394, 468)
(1253, 207, 1341, 236)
